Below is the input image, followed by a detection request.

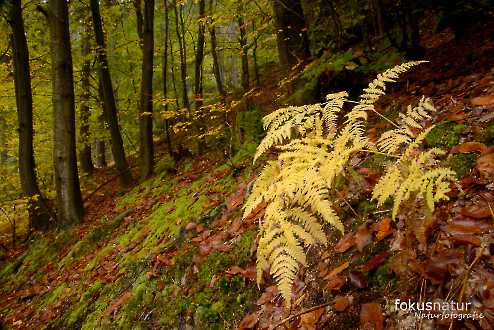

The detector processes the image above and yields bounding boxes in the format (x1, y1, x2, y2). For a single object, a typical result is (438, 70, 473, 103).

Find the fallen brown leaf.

(476, 153, 494, 177)
(360, 303, 384, 330)
(326, 275, 346, 291)
(334, 233, 355, 253)
(106, 291, 132, 316)
(333, 295, 353, 312)
(471, 94, 494, 106)
(325, 261, 350, 279)
(299, 307, 325, 330)
(359, 252, 390, 272)
(237, 312, 259, 329)
(450, 142, 488, 154)
(355, 224, 372, 252)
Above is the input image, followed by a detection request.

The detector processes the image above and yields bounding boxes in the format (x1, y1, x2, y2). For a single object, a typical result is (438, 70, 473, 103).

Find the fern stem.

(344, 100, 400, 129)
(360, 149, 399, 158)
(371, 109, 401, 129)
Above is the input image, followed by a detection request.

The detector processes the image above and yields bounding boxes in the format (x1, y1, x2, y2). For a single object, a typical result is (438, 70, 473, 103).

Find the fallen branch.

(272, 301, 332, 329)
(83, 165, 137, 203)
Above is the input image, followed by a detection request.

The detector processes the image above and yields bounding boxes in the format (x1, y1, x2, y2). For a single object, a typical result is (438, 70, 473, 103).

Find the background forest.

(1, 0, 494, 329)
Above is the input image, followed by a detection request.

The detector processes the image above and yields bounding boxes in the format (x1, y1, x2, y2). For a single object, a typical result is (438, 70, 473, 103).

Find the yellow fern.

(244, 61, 454, 306)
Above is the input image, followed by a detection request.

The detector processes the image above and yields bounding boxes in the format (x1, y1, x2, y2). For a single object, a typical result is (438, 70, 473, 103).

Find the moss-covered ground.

(0, 144, 261, 329)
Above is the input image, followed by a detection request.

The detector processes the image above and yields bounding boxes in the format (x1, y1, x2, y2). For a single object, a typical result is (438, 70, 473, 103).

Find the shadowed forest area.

(1, 0, 494, 329)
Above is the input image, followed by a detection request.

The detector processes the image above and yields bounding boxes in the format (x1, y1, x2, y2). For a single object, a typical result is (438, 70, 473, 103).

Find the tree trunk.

(194, 0, 206, 111)
(252, 20, 261, 87)
(271, 0, 310, 71)
(194, 0, 206, 148)
(139, 0, 155, 179)
(134, 0, 144, 44)
(48, 0, 84, 225)
(208, 0, 225, 99)
(173, 0, 190, 112)
(79, 15, 95, 176)
(169, 39, 180, 109)
(237, 14, 249, 91)
(9, 0, 51, 230)
(163, 0, 173, 156)
(90, 0, 132, 187)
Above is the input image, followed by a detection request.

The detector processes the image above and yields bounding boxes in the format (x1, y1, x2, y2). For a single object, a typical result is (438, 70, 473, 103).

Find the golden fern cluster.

(243, 62, 455, 305)
(372, 97, 456, 219)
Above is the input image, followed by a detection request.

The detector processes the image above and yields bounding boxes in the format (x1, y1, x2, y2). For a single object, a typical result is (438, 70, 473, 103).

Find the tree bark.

(169, 39, 180, 109)
(134, 0, 144, 44)
(163, 0, 173, 155)
(9, 0, 51, 230)
(79, 15, 95, 176)
(271, 0, 310, 70)
(237, 14, 249, 91)
(139, 0, 155, 179)
(208, 0, 225, 99)
(47, 0, 84, 225)
(194, 0, 206, 148)
(252, 20, 261, 87)
(90, 0, 132, 187)
(173, 0, 190, 112)
(194, 0, 206, 111)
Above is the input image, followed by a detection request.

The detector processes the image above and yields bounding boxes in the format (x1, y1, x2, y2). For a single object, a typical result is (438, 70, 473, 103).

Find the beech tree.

(46, 0, 84, 225)
(90, 0, 133, 187)
(139, 0, 155, 179)
(271, 0, 310, 70)
(79, 13, 95, 176)
(8, 0, 51, 229)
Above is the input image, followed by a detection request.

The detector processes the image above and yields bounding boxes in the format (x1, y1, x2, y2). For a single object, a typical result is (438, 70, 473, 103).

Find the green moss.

(357, 200, 379, 217)
(65, 280, 105, 326)
(84, 246, 114, 272)
(230, 230, 255, 266)
(425, 121, 467, 148)
(114, 274, 156, 329)
(39, 283, 67, 311)
(232, 142, 257, 165)
(116, 186, 140, 210)
(444, 153, 479, 177)
(59, 240, 92, 269)
(475, 123, 494, 146)
(198, 252, 231, 286)
(360, 153, 391, 169)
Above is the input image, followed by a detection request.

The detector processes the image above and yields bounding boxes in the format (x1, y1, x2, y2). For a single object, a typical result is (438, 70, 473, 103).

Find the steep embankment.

(1, 24, 494, 330)
(0, 145, 264, 329)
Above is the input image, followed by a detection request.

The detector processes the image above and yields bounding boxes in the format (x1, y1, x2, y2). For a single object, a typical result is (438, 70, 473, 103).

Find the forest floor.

(1, 25, 494, 330)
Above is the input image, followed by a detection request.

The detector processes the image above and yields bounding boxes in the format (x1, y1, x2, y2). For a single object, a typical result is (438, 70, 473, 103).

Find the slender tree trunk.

(9, 0, 51, 230)
(173, 0, 190, 111)
(252, 20, 261, 87)
(134, 0, 144, 43)
(237, 14, 249, 91)
(194, 0, 206, 111)
(194, 0, 206, 148)
(47, 0, 84, 225)
(79, 16, 95, 175)
(271, 0, 310, 70)
(95, 139, 107, 167)
(169, 39, 180, 109)
(139, 0, 155, 179)
(95, 80, 108, 168)
(90, 0, 132, 187)
(163, 0, 173, 155)
(208, 0, 225, 99)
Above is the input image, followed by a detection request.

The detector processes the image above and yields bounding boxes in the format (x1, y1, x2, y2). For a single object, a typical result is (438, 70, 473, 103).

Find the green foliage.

(244, 62, 456, 304)
(425, 121, 467, 148)
(475, 123, 494, 146)
(444, 153, 479, 177)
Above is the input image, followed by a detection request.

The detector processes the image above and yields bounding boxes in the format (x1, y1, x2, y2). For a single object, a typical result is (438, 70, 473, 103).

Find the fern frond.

(245, 62, 450, 306)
